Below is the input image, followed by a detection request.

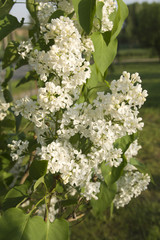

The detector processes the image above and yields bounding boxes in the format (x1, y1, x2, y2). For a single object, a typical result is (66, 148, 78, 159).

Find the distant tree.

(136, 2, 160, 60)
(118, 3, 141, 47)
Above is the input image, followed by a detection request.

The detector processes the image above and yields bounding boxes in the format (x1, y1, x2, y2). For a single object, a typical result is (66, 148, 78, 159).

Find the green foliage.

(26, 0, 38, 22)
(2, 41, 19, 69)
(91, 182, 117, 215)
(0, 1, 150, 239)
(91, 32, 118, 76)
(0, 0, 14, 19)
(0, 15, 23, 41)
(111, 0, 129, 41)
(71, 60, 160, 240)
(3, 89, 13, 103)
(29, 160, 48, 180)
(72, 0, 96, 34)
(114, 133, 138, 154)
(48, 10, 64, 22)
(16, 71, 38, 88)
(0, 208, 69, 240)
(96, 1, 104, 21)
(2, 66, 14, 88)
(78, 0, 96, 34)
(101, 158, 127, 186)
(2, 184, 28, 211)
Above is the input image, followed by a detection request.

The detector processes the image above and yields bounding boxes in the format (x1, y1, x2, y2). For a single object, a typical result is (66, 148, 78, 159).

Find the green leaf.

(72, 0, 81, 19)
(2, 184, 28, 211)
(15, 114, 22, 133)
(60, 198, 77, 207)
(0, 15, 24, 41)
(0, 208, 70, 240)
(16, 71, 37, 88)
(111, 0, 128, 40)
(130, 158, 149, 175)
(55, 182, 64, 193)
(101, 157, 127, 186)
(44, 172, 57, 193)
(87, 63, 104, 89)
(2, 41, 19, 69)
(0, 208, 46, 240)
(96, 1, 104, 20)
(33, 176, 44, 191)
(15, 58, 28, 70)
(2, 66, 13, 88)
(29, 160, 48, 180)
(91, 32, 118, 76)
(84, 64, 110, 102)
(3, 89, 13, 102)
(28, 138, 38, 153)
(101, 162, 112, 185)
(26, 0, 37, 21)
(0, 118, 15, 129)
(91, 182, 117, 215)
(48, 10, 64, 22)
(114, 133, 138, 154)
(78, 0, 96, 34)
(0, 0, 14, 19)
(46, 219, 69, 240)
(0, 154, 10, 170)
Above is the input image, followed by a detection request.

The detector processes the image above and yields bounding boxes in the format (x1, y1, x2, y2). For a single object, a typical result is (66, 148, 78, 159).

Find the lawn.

(71, 61, 160, 240)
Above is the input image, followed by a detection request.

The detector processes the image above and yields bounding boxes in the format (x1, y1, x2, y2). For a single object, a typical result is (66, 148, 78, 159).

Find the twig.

(20, 150, 35, 184)
(67, 213, 85, 222)
(20, 170, 29, 185)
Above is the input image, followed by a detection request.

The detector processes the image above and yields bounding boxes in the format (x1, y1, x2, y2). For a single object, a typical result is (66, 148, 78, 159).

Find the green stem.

(16, 197, 28, 208)
(28, 196, 46, 216)
(18, 121, 31, 134)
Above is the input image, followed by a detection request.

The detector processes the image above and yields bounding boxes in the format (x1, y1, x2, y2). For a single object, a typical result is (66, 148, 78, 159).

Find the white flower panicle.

(57, 0, 74, 14)
(39, 140, 101, 200)
(58, 72, 147, 168)
(37, 195, 58, 222)
(0, 86, 10, 121)
(125, 140, 142, 160)
(113, 164, 150, 208)
(18, 39, 33, 59)
(37, 2, 57, 25)
(8, 140, 29, 161)
(37, 82, 73, 112)
(29, 16, 91, 93)
(14, 1, 150, 207)
(8, 140, 29, 177)
(97, 0, 116, 32)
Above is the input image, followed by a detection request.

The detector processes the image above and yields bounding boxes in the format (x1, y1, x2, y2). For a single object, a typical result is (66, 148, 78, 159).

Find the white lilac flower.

(39, 140, 101, 200)
(96, 0, 116, 32)
(12, 97, 49, 128)
(8, 140, 29, 161)
(0, 87, 10, 121)
(125, 140, 142, 161)
(18, 39, 33, 59)
(8, 140, 29, 177)
(37, 195, 59, 222)
(38, 82, 73, 112)
(57, 72, 147, 168)
(113, 164, 150, 208)
(12, 0, 149, 203)
(37, 2, 57, 26)
(57, 0, 74, 14)
(29, 17, 91, 92)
